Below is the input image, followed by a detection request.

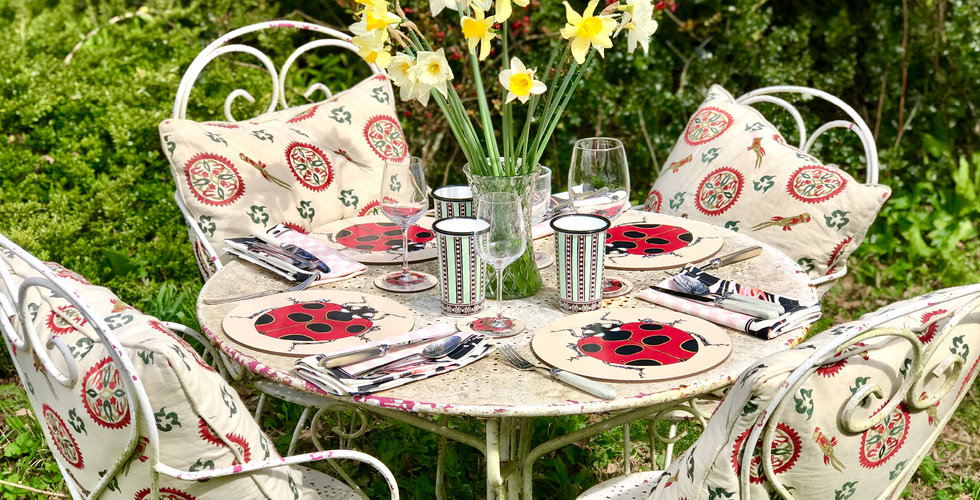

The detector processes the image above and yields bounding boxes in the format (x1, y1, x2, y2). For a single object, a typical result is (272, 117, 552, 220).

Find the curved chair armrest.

(160, 321, 235, 380)
(173, 191, 223, 275)
(155, 448, 399, 499)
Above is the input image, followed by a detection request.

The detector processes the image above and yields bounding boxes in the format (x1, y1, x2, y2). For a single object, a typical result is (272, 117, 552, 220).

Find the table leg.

(486, 418, 502, 499)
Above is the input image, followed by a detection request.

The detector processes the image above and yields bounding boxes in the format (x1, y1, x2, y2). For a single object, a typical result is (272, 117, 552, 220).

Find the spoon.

(354, 335, 466, 378)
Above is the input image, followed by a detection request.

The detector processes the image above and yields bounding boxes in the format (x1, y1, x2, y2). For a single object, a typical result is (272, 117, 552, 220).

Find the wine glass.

(530, 166, 552, 267)
(376, 156, 437, 292)
(471, 191, 527, 337)
(568, 137, 632, 298)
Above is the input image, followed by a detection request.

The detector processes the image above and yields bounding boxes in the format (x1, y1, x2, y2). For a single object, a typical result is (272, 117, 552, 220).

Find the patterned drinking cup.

(432, 185, 473, 219)
(433, 217, 488, 316)
(550, 214, 611, 313)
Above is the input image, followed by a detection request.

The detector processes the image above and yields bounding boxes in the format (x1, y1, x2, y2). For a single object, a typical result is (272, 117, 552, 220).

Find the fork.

(202, 273, 317, 305)
(497, 344, 616, 400)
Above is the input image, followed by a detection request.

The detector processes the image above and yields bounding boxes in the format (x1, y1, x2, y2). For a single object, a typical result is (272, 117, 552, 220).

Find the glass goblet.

(376, 156, 437, 292)
(471, 191, 527, 337)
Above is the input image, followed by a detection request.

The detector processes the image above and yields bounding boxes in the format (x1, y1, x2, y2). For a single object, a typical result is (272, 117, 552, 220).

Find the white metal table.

(196, 215, 816, 499)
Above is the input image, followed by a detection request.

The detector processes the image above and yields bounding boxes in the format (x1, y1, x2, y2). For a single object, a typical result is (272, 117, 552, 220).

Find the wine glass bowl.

(375, 156, 437, 292)
(568, 137, 633, 298)
(469, 191, 527, 337)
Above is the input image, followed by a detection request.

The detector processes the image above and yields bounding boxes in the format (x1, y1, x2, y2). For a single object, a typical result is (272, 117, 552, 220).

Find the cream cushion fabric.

(644, 84, 890, 279)
(0, 254, 317, 499)
(159, 74, 408, 268)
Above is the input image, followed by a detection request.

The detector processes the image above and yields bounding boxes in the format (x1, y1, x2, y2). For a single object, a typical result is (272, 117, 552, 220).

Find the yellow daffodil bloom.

(461, 8, 496, 61)
(429, 0, 459, 15)
(559, 0, 618, 64)
(618, 0, 658, 54)
(352, 29, 392, 68)
(388, 53, 420, 101)
(350, 1, 400, 36)
(494, 0, 529, 22)
(411, 48, 454, 105)
(498, 57, 546, 103)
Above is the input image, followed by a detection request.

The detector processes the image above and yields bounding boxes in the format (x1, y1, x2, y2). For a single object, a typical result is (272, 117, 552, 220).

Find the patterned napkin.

(269, 224, 367, 283)
(637, 265, 821, 339)
(294, 324, 494, 395)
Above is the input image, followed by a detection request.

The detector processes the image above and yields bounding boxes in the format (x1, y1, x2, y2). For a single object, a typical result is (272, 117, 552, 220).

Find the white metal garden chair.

(579, 283, 980, 499)
(0, 232, 399, 499)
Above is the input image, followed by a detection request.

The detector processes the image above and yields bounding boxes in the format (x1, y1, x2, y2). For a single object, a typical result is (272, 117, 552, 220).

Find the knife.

(319, 330, 457, 368)
(651, 285, 781, 320)
(672, 273, 786, 316)
(704, 246, 763, 270)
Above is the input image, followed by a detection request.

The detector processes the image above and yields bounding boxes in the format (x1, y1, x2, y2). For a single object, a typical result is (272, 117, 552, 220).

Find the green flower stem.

(445, 85, 485, 162)
(469, 52, 502, 176)
(432, 92, 481, 169)
(516, 45, 562, 175)
(530, 54, 579, 166)
(502, 25, 515, 174)
(532, 52, 594, 168)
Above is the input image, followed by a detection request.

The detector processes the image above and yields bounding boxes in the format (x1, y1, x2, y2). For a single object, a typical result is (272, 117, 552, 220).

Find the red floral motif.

(731, 422, 802, 483)
(134, 487, 196, 500)
(684, 106, 733, 146)
(287, 105, 319, 123)
(193, 240, 217, 279)
(226, 433, 252, 464)
(183, 153, 245, 207)
(110, 298, 131, 314)
(45, 305, 87, 336)
(198, 418, 223, 446)
(363, 115, 408, 160)
(816, 358, 847, 377)
(917, 309, 948, 344)
(284, 142, 334, 191)
(358, 200, 382, 217)
(957, 355, 980, 401)
(81, 357, 132, 429)
(42, 404, 84, 469)
(859, 403, 910, 468)
(46, 262, 91, 284)
(825, 237, 853, 273)
(204, 122, 240, 129)
(644, 190, 663, 213)
(283, 222, 310, 234)
(695, 167, 744, 216)
(787, 165, 847, 204)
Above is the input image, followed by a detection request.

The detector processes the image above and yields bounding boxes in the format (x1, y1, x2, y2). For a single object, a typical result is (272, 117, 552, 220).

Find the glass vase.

(464, 162, 544, 299)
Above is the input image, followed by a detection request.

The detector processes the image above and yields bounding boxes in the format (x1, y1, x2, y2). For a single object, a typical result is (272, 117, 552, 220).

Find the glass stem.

(401, 225, 410, 278)
(496, 267, 504, 319)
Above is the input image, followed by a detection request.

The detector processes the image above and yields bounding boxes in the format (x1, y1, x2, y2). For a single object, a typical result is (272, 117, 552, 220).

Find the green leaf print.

(835, 481, 858, 500)
(155, 407, 181, 432)
(794, 388, 814, 420)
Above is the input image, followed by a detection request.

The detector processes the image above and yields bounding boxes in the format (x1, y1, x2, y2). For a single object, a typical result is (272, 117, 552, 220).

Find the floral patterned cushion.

(651, 285, 980, 499)
(0, 253, 318, 499)
(643, 84, 891, 279)
(159, 73, 409, 268)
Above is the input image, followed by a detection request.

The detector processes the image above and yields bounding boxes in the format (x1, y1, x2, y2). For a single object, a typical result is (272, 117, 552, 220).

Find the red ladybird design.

(684, 106, 733, 146)
(253, 301, 376, 342)
(183, 152, 245, 207)
(731, 422, 802, 483)
(334, 222, 433, 253)
(81, 357, 131, 429)
(285, 142, 334, 191)
(577, 321, 699, 367)
(605, 223, 694, 257)
(363, 115, 408, 160)
(787, 165, 847, 203)
(695, 167, 744, 216)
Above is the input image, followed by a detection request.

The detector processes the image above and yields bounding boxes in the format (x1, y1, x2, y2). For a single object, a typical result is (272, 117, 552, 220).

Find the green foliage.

(0, 386, 65, 498)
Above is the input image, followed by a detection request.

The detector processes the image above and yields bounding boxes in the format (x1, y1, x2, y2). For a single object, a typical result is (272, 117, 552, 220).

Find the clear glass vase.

(464, 162, 544, 299)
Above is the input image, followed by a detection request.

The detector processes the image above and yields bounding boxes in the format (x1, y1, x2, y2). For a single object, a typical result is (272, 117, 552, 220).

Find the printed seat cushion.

(643, 84, 891, 279)
(159, 74, 409, 267)
(0, 254, 319, 499)
(649, 285, 980, 499)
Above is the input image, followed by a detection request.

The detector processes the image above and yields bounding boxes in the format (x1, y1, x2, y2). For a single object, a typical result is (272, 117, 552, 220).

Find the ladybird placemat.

(604, 211, 723, 270)
(311, 215, 438, 264)
(530, 307, 732, 382)
(222, 290, 415, 357)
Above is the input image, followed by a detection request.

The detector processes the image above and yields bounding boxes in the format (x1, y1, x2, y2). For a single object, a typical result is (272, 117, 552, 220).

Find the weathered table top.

(198, 213, 816, 418)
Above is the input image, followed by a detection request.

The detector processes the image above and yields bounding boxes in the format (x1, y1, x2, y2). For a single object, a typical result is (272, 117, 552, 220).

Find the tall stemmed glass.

(472, 192, 527, 337)
(376, 156, 437, 292)
(568, 137, 632, 298)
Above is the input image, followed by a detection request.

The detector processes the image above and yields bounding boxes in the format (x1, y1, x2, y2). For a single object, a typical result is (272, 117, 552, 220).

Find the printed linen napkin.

(295, 324, 494, 396)
(637, 265, 822, 339)
(269, 224, 367, 283)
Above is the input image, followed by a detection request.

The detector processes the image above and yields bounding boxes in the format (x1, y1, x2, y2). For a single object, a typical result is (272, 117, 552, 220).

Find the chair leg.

(623, 423, 632, 474)
(254, 392, 266, 421)
(663, 423, 678, 468)
(288, 406, 312, 455)
(436, 436, 448, 500)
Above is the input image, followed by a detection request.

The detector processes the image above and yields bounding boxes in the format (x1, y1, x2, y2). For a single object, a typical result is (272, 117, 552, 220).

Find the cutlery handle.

(724, 293, 786, 315)
(550, 369, 617, 400)
(322, 346, 387, 368)
(717, 297, 780, 320)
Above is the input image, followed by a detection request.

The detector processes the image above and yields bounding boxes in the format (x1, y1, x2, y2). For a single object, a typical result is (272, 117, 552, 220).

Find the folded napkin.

(295, 324, 494, 395)
(269, 224, 367, 284)
(637, 266, 821, 339)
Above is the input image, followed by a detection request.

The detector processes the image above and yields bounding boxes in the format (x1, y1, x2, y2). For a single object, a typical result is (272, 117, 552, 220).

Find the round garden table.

(196, 213, 817, 499)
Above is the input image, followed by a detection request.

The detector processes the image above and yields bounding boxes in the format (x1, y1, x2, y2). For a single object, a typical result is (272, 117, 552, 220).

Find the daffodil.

(494, 0, 529, 22)
(388, 53, 420, 101)
(350, 1, 400, 36)
(429, 0, 459, 16)
(411, 48, 454, 105)
(461, 7, 496, 61)
(352, 29, 392, 68)
(559, 0, 618, 64)
(617, 0, 658, 54)
(498, 57, 546, 103)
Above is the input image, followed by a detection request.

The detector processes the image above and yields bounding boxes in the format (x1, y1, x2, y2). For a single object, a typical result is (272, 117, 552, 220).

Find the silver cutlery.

(703, 246, 762, 270)
(354, 335, 469, 377)
(497, 344, 616, 400)
(202, 273, 316, 305)
(671, 274, 785, 318)
(319, 330, 460, 369)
